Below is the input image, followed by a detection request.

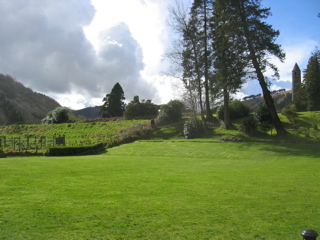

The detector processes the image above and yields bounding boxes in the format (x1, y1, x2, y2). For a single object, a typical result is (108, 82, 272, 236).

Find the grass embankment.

(150, 111, 320, 142)
(0, 120, 148, 152)
(1, 141, 320, 239)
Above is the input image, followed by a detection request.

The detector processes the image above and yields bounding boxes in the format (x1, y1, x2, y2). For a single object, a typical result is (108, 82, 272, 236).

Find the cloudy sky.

(0, 0, 319, 109)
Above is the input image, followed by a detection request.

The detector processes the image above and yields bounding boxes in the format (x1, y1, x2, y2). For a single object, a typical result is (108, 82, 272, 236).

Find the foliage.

(215, 0, 286, 135)
(0, 74, 60, 125)
(293, 85, 308, 111)
(212, 0, 247, 128)
(183, 117, 204, 139)
(158, 100, 185, 124)
(124, 96, 159, 120)
(282, 104, 298, 127)
(45, 143, 105, 156)
(42, 107, 72, 124)
(254, 105, 274, 132)
(186, 0, 214, 121)
(0, 91, 24, 124)
(100, 82, 125, 118)
(169, 0, 213, 122)
(239, 115, 257, 136)
(216, 100, 250, 121)
(295, 49, 320, 111)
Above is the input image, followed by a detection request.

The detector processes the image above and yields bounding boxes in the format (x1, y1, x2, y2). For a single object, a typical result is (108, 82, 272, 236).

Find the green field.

(1, 141, 320, 239)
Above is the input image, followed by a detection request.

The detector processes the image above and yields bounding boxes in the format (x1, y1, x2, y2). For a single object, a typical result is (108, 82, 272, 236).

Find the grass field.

(1, 141, 320, 239)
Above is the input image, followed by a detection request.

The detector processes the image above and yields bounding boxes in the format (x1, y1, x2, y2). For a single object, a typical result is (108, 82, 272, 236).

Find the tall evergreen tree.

(212, 0, 247, 129)
(303, 49, 320, 111)
(230, 0, 287, 135)
(100, 82, 125, 118)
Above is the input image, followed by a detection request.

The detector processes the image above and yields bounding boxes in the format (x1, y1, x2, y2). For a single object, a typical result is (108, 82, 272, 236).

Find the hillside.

(76, 106, 101, 119)
(242, 90, 292, 111)
(0, 74, 60, 125)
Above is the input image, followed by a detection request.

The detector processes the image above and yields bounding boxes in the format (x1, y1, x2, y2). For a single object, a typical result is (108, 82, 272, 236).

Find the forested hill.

(76, 106, 101, 119)
(0, 74, 60, 125)
(242, 90, 292, 111)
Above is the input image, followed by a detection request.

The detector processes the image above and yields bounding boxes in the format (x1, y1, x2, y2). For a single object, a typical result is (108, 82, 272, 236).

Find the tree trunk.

(238, 2, 287, 135)
(223, 88, 232, 129)
(203, 0, 214, 122)
(253, 59, 287, 135)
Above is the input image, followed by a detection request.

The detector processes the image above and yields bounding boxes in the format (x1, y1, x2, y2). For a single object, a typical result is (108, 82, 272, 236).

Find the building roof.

(292, 63, 301, 72)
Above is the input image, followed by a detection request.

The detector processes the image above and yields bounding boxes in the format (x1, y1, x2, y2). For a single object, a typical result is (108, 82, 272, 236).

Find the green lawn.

(1, 141, 320, 239)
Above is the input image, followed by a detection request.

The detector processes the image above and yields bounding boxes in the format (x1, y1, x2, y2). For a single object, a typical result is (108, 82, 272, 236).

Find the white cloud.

(266, 40, 318, 83)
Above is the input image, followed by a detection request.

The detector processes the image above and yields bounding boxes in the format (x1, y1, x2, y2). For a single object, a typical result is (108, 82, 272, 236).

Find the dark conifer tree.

(303, 49, 320, 111)
(100, 82, 125, 118)
(212, 0, 247, 129)
(226, 0, 287, 135)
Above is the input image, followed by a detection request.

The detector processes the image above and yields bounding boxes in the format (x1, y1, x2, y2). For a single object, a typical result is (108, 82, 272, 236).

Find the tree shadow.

(256, 142, 320, 159)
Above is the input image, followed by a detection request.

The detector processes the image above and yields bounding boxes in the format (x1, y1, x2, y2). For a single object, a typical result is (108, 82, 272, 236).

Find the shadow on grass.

(254, 142, 320, 159)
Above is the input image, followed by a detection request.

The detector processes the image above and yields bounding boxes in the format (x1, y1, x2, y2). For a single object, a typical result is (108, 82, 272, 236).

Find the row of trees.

(168, 0, 287, 135)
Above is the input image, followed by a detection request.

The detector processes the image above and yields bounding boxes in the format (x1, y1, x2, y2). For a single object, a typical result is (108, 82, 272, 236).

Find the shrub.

(239, 115, 257, 136)
(216, 100, 250, 121)
(124, 96, 159, 120)
(230, 100, 251, 119)
(254, 105, 274, 132)
(282, 104, 297, 126)
(158, 100, 185, 124)
(42, 107, 72, 124)
(183, 118, 204, 139)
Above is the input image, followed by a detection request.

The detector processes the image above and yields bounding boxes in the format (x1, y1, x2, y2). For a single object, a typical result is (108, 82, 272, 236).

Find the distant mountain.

(75, 106, 101, 119)
(0, 74, 60, 125)
(242, 90, 292, 111)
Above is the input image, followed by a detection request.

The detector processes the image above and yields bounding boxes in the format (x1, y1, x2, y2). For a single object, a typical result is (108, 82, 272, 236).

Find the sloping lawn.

(1, 141, 320, 239)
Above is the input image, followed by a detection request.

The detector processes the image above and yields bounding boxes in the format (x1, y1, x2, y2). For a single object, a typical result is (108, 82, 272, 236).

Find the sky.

(0, 0, 318, 110)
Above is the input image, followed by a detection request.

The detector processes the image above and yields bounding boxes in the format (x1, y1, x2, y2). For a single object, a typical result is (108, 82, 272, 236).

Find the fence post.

(301, 229, 318, 240)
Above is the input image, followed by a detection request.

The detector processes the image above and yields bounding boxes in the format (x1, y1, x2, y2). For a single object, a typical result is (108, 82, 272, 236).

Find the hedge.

(45, 143, 105, 156)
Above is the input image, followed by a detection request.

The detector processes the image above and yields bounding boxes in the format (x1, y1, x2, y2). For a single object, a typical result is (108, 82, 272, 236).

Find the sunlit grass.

(1, 141, 320, 239)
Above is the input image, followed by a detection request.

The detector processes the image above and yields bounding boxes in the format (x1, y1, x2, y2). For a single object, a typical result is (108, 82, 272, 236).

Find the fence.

(0, 135, 66, 153)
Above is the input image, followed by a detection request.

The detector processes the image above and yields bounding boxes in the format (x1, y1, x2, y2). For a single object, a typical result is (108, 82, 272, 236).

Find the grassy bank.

(1, 141, 320, 239)
(0, 120, 148, 152)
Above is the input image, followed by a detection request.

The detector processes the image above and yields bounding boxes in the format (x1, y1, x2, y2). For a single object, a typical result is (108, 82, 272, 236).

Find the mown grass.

(1, 141, 320, 239)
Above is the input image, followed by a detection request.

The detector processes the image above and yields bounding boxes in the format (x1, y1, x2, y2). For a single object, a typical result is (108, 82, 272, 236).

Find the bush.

(183, 118, 204, 139)
(239, 115, 257, 136)
(158, 100, 185, 124)
(216, 100, 250, 121)
(124, 96, 159, 120)
(282, 104, 298, 126)
(42, 107, 72, 124)
(45, 143, 105, 156)
(254, 105, 274, 132)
